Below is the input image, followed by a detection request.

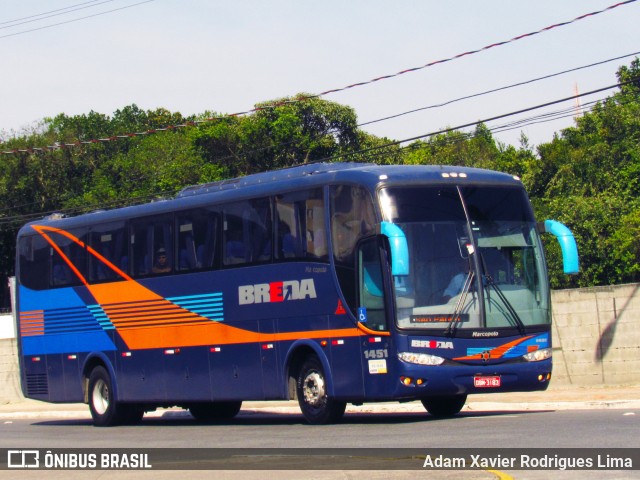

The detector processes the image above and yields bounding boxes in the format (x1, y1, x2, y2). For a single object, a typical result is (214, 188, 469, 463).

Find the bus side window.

(47, 228, 88, 288)
(131, 215, 173, 276)
(177, 208, 218, 271)
(223, 209, 245, 265)
(88, 222, 127, 282)
(330, 185, 376, 312)
(275, 188, 326, 261)
(222, 198, 271, 266)
(177, 221, 197, 270)
(18, 234, 49, 291)
(330, 185, 375, 264)
(306, 196, 327, 259)
(275, 194, 301, 259)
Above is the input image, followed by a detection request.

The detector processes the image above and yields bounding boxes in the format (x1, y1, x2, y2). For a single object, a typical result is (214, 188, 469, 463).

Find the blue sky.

(1, 0, 638, 148)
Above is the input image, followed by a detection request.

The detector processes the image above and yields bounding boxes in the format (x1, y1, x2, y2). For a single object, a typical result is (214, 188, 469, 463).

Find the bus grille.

(26, 374, 48, 396)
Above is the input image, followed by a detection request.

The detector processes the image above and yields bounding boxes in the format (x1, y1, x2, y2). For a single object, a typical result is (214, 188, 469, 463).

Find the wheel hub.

(92, 379, 109, 415)
(302, 370, 326, 407)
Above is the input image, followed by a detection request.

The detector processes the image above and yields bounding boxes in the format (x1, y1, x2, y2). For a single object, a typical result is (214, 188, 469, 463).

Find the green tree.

(529, 59, 640, 287)
(0, 59, 639, 311)
(193, 95, 361, 177)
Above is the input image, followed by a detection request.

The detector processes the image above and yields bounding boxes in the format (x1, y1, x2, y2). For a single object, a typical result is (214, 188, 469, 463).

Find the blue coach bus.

(15, 162, 578, 426)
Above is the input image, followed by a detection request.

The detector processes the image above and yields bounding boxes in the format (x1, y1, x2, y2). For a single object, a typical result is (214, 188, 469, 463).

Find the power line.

(266, 0, 639, 104)
(0, 0, 102, 26)
(362, 93, 631, 163)
(358, 51, 640, 128)
(0, 1, 116, 30)
(326, 80, 635, 163)
(2, 0, 636, 153)
(0, 0, 154, 40)
(492, 90, 640, 135)
(159, 53, 640, 167)
(488, 99, 603, 134)
(0, 79, 635, 227)
(343, 98, 609, 164)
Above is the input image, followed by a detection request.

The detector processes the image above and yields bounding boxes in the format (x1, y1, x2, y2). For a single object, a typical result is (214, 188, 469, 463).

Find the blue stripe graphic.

(167, 292, 224, 322)
(88, 305, 115, 330)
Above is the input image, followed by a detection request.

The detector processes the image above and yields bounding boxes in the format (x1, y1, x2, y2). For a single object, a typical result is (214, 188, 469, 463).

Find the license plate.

(474, 376, 501, 388)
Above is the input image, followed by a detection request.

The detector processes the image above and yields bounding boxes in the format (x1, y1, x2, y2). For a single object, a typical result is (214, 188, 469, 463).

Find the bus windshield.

(379, 185, 550, 333)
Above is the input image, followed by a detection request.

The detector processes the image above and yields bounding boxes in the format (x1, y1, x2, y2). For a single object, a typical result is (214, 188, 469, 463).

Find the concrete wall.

(0, 313, 15, 340)
(550, 283, 640, 385)
(0, 283, 638, 403)
(0, 337, 22, 404)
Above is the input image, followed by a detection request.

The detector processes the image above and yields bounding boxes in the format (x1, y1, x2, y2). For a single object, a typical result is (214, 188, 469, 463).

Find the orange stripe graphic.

(20, 310, 44, 336)
(453, 336, 534, 361)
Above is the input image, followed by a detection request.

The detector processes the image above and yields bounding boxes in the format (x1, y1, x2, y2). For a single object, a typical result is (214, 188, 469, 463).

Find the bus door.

(356, 237, 396, 398)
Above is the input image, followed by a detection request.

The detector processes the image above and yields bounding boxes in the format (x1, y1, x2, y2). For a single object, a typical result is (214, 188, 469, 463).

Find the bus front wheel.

(421, 394, 467, 417)
(296, 356, 346, 424)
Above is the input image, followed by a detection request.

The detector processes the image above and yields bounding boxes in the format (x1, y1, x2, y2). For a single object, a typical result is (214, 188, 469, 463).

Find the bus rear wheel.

(189, 401, 242, 422)
(421, 394, 467, 417)
(88, 366, 126, 427)
(296, 356, 346, 424)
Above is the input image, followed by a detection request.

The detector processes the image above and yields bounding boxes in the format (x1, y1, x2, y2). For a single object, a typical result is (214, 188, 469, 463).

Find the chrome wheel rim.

(92, 379, 109, 415)
(302, 370, 326, 407)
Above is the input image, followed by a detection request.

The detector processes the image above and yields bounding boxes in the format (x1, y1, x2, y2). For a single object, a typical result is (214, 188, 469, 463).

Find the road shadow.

(30, 407, 553, 427)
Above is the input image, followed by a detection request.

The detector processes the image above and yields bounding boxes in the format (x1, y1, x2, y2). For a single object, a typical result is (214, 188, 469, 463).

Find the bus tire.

(421, 394, 467, 417)
(189, 401, 242, 422)
(296, 355, 346, 425)
(88, 366, 124, 427)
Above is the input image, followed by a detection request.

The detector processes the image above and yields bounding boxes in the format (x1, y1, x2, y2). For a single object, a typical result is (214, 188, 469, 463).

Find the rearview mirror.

(540, 220, 579, 275)
(378, 222, 409, 276)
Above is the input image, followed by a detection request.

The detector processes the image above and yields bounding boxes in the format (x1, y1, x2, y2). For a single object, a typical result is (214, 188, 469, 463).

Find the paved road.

(1, 405, 639, 479)
(1, 407, 639, 448)
(1, 385, 639, 479)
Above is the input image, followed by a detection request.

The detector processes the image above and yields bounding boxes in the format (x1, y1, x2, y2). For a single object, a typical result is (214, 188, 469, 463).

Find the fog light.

(416, 378, 424, 386)
(401, 376, 412, 386)
(537, 373, 551, 382)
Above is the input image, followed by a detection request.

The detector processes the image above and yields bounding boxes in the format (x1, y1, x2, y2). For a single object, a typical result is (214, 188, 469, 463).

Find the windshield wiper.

(444, 271, 474, 337)
(484, 274, 526, 335)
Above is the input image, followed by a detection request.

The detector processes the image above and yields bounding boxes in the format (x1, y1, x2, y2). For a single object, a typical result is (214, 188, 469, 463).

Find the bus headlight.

(522, 348, 552, 362)
(398, 352, 445, 366)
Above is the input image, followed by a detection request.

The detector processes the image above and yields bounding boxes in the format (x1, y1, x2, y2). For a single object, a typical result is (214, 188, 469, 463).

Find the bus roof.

(18, 162, 522, 234)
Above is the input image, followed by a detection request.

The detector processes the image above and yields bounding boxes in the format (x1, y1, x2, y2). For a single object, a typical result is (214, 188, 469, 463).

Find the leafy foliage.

(0, 60, 639, 307)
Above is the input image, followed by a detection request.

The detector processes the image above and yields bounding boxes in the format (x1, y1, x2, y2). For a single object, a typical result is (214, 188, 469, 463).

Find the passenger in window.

(443, 257, 470, 301)
(279, 221, 296, 258)
(152, 248, 171, 273)
(443, 272, 466, 301)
